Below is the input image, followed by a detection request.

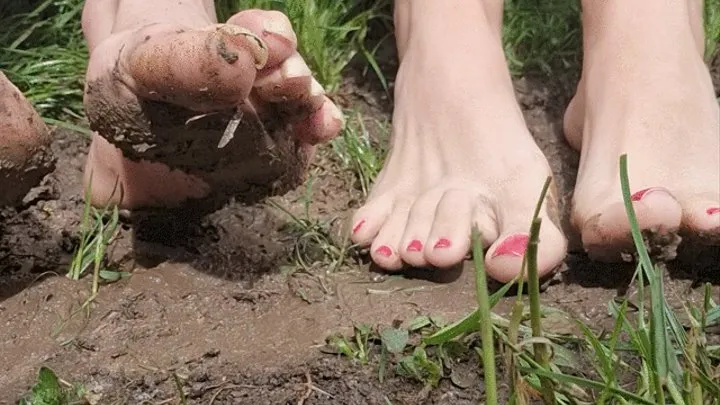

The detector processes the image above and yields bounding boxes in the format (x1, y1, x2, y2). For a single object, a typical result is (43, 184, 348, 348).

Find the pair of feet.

(1, 1, 718, 284)
(350, 0, 719, 282)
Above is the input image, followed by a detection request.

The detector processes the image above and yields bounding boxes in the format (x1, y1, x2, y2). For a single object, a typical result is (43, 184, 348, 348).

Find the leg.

(81, 0, 343, 208)
(0, 72, 54, 207)
(351, 0, 567, 282)
(565, 0, 719, 259)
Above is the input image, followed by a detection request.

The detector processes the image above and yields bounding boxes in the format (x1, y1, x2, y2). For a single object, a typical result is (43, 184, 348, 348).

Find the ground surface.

(1, 46, 720, 404)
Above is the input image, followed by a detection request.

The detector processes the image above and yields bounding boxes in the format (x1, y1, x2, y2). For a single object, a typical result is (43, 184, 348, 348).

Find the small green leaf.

(380, 327, 408, 354)
(406, 316, 432, 332)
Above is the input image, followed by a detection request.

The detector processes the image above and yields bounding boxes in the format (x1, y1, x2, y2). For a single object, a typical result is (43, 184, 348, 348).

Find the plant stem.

(472, 227, 497, 405)
(526, 217, 555, 404)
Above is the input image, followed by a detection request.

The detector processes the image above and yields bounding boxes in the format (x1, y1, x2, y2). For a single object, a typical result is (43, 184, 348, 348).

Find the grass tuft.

(0, 0, 87, 122)
(218, 0, 389, 94)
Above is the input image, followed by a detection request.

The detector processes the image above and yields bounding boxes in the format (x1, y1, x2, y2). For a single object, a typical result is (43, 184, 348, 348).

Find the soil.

(1, 39, 720, 404)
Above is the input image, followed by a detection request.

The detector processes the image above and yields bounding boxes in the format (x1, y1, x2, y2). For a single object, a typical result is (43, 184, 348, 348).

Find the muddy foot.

(0, 72, 54, 207)
(350, 0, 567, 282)
(565, 0, 720, 261)
(81, 0, 343, 209)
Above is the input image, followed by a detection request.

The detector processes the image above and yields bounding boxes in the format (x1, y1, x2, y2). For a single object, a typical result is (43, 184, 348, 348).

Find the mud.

(1, 43, 720, 404)
(0, 71, 55, 207)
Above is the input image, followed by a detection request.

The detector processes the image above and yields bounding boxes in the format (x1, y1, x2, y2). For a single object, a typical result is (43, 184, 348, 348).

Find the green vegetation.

(218, 0, 390, 93)
(329, 157, 720, 403)
(0, 0, 87, 122)
(19, 367, 88, 405)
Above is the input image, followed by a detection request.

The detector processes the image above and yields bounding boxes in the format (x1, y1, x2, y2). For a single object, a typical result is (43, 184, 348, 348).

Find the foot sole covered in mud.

(85, 77, 310, 207)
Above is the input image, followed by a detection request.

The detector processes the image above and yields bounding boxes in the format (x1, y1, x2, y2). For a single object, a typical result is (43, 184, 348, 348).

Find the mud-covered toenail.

(375, 245, 393, 257)
(631, 187, 668, 202)
(707, 207, 720, 215)
(492, 234, 529, 258)
(407, 240, 423, 252)
(213, 24, 268, 69)
(352, 219, 365, 234)
(433, 238, 451, 249)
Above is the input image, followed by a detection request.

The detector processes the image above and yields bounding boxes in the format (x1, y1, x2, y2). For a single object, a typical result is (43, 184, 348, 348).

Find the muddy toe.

(0, 72, 55, 207)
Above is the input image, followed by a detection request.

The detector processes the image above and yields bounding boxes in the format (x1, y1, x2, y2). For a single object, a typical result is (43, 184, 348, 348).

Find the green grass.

(503, 0, 582, 76)
(0, 0, 87, 122)
(217, 0, 391, 94)
(328, 157, 720, 404)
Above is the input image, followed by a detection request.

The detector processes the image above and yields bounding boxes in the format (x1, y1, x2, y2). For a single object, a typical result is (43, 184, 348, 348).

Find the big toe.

(485, 217, 566, 284)
(579, 187, 683, 260)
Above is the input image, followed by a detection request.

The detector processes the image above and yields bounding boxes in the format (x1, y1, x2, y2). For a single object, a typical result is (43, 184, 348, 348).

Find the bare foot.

(565, 0, 720, 260)
(81, 0, 343, 209)
(0, 72, 54, 207)
(350, 0, 566, 282)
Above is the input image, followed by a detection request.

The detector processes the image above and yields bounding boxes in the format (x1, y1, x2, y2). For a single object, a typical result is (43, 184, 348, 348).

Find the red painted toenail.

(631, 187, 663, 202)
(434, 238, 451, 249)
(375, 246, 392, 257)
(352, 219, 365, 234)
(492, 234, 529, 258)
(708, 207, 720, 215)
(407, 240, 423, 252)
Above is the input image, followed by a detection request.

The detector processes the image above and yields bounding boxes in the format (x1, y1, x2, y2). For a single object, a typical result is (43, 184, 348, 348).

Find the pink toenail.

(631, 187, 663, 202)
(492, 234, 529, 258)
(434, 238, 452, 249)
(708, 207, 720, 215)
(407, 240, 423, 252)
(352, 219, 365, 234)
(375, 246, 392, 257)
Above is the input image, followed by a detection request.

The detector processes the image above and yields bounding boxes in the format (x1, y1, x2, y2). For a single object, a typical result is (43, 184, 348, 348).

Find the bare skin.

(81, 0, 343, 208)
(0, 73, 54, 207)
(351, 0, 719, 282)
(2, 0, 716, 283)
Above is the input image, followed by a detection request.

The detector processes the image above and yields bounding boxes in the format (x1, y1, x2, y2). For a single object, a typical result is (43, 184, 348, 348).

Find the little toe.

(424, 190, 474, 268)
(292, 96, 344, 145)
(398, 190, 444, 267)
(370, 201, 411, 270)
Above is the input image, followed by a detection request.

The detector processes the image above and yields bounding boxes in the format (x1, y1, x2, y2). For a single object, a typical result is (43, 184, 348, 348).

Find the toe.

(580, 186, 683, 260)
(370, 200, 411, 270)
(680, 196, 720, 236)
(0, 72, 54, 207)
(226, 9, 297, 70)
(398, 190, 444, 267)
(351, 193, 395, 246)
(424, 190, 474, 268)
(111, 23, 269, 112)
(292, 96, 344, 145)
(486, 197, 566, 283)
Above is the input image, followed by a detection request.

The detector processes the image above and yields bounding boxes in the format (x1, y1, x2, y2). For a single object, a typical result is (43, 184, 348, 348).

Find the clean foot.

(565, 0, 720, 260)
(351, 1, 566, 282)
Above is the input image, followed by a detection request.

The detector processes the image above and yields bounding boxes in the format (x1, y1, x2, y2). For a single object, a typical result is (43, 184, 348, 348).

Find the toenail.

(631, 187, 665, 202)
(492, 234, 529, 258)
(433, 238, 451, 249)
(407, 240, 423, 252)
(375, 246, 393, 257)
(352, 219, 365, 234)
(263, 18, 297, 44)
(708, 207, 720, 215)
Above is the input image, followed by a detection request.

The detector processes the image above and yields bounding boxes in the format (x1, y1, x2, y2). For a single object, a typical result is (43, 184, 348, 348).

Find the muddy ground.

(1, 42, 720, 404)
